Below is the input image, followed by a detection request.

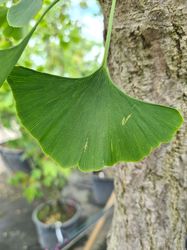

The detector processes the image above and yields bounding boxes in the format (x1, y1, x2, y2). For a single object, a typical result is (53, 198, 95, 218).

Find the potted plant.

(31, 162, 81, 250)
(0, 134, 34, 173)
(92, 170, 114, 206)
(9, 156, 81, 250)
(0, 143, 31, 173)
(32, 198, 81, 250)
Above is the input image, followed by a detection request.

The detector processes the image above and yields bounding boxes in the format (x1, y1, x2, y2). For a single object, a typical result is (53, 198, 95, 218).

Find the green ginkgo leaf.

(7, 0, 42, 27)
(0, 0, 59, 88)
(8, 66, 183, 172)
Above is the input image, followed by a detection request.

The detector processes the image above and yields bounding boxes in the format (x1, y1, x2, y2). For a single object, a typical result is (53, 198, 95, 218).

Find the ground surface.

(0, 155, 112, 250)
(0, 156, 40, 250)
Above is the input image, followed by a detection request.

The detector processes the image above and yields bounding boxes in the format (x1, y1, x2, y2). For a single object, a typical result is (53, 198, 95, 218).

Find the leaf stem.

(31, 0, 60, 34)
(102, 0, 117, 68)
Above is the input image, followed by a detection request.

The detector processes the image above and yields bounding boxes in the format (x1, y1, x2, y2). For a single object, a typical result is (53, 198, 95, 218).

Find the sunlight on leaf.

(0, 0, 59, 88)
(7, 0, 42, 27)
(8, 66, 183, 172)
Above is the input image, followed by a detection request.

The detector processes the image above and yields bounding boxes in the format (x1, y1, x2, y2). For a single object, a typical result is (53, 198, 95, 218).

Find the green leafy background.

(7, 0, 43, 27)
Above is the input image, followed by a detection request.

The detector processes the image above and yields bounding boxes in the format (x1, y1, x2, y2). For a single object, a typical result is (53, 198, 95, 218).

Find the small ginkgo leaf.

(0, 34, 31, 87)
(0, 0, 59, 87)
(7, 0, 42, 27)
(8, 66, 183, 172)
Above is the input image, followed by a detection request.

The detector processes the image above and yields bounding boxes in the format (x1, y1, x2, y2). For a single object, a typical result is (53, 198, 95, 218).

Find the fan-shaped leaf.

(0, 0, 59, 88)
(7, 0, 42, 27)
(8, 66, 183, 172)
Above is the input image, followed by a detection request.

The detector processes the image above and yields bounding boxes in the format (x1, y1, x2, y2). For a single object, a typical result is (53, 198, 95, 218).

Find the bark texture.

(100, 1, 187, 249)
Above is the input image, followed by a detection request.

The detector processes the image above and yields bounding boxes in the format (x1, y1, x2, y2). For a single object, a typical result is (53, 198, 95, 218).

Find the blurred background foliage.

(0, 0, 103, 202)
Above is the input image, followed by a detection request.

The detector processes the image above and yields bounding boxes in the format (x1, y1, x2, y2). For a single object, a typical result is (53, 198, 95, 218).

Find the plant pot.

(0, 146, 31, 173)
(32, 199, 81, 250)
(92, 173, 114, 206)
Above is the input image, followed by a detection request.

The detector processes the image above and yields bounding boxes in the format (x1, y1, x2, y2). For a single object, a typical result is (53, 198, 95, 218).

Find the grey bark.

(100, 1, 187, 249)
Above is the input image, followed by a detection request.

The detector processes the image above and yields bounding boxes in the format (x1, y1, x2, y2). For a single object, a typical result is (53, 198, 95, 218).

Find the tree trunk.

(100, 1, 187, 249)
